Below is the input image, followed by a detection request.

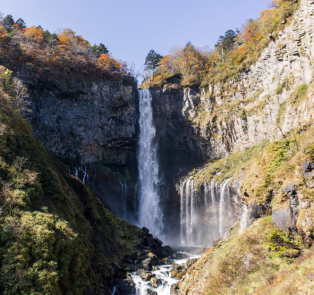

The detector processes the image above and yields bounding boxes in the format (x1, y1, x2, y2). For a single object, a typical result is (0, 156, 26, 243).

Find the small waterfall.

(239, 204, 248, 233)
(119, 175, 128, 220)
(179, 178, 236, 246)
(138, 89, 163, 237)
(219, 179, 230, 237)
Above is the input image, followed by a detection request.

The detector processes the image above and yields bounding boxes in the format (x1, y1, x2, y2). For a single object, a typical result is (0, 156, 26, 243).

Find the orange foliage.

(23, 26, 44, 42)
(0, 26, 8, 39)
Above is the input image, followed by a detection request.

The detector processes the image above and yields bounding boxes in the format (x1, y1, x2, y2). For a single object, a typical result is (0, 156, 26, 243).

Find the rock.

(194, 276, 199, 282)
(170, 282, 180, 295)
(150, 276, 161, 288)
(171, 252, 188, 259)
(282, 183, 295, 193)
(302, 161, 314, 176)
(272, 209, 291, 230)
(222, 229, 231, 241)
(161, 257, 172, 264)
(136, 269, 145, 276)
(142, 227, 150, 235)
(117, 278, 136, 295)
(186, 258, 198, 268)
(151, 292, 158, 295)
(307, 273, 314, 281)
(140, 272, 153, 281)
(140, 255, 159, 270)
(152, 266, 160, 270)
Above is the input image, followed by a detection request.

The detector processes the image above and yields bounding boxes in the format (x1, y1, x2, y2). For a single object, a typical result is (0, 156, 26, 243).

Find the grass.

(179, 217, 313, 295)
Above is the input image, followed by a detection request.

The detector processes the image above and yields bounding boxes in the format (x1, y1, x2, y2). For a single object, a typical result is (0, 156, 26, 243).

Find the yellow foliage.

(23, 26, 44, 42)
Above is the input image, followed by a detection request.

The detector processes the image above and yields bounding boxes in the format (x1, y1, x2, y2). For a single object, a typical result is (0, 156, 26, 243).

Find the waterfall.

(219, 179, 230, 237)
(117, 172, 128, 220)
(179, 178, 235, 246)
(138, 89, 163, 237)
(239, 204, 248, 233)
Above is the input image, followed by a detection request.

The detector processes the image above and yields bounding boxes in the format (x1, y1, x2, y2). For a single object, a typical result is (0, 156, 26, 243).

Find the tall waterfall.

(180, 179, 236, 246)
(138, 89, 163, 237)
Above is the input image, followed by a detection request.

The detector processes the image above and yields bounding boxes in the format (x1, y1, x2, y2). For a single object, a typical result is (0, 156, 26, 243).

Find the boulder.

(140, 271, 153, 281)
(282, 183, 295, 193)
(150, 276, 161, 288)
(136, 269, 145, 276)
(272, 209, 290, 230)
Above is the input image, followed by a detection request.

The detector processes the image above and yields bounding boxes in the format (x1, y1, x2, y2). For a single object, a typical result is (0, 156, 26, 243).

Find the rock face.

(19, 70, 140, 220)
(151, 0, 314, 164)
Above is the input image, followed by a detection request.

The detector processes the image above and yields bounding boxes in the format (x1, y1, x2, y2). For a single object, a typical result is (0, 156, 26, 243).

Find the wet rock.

(136, 269, 145, 276)
(151, 292, 158, 295)
(140, 271, 153, 281)
(117, 278, 136, 295)
(186, 258, 198, 268)
(171, 252, 188, 259)
(150, 276, 161, 288)
(161, 257, 172, 264)
(152, 266, 160, 270)
(171, 263, 186, 279)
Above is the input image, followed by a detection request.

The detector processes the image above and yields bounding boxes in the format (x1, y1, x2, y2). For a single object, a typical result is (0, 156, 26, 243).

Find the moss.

(0, 81, 143, 294)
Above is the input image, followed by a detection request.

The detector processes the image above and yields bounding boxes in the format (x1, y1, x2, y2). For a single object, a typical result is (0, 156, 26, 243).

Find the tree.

(144, 50, 163, 78)
(215, 29, 238, 61)
(15, 18, 26, 28)
(91, 43, 109, 58)
(3, 14, 14, 29)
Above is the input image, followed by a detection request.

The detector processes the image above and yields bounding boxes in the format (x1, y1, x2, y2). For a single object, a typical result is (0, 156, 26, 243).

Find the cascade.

(138, 89, 163, 237)
(239, 204, 248, 233)
(117, 172, 128, 220)
(219, 179, 231, 237)
(179, 178, 236, 246)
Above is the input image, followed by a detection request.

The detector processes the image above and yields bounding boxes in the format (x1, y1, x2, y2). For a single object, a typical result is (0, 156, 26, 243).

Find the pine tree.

(144, 50, 163, 79)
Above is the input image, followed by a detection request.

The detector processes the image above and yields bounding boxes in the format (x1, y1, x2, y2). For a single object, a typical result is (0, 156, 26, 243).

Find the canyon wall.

(17, 70, 140, 220)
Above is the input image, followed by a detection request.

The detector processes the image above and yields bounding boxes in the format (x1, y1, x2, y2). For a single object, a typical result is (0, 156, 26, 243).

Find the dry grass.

(179, 217, 314, 295)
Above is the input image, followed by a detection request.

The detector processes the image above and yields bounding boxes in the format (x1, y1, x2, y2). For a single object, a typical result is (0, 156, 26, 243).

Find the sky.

(0, 0, 271, 75)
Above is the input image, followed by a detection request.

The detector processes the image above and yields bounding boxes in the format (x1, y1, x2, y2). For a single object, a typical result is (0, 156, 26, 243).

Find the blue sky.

(1, 0, 271, 74)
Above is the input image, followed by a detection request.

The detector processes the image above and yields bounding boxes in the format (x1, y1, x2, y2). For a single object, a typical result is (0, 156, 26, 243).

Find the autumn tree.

(23, 25, 44, 42)
(91, 43, 109, 58)
(144, 50, 163, 78)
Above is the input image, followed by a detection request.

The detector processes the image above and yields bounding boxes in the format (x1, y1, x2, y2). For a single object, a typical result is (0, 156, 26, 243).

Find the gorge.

(1, 0, 314, 294)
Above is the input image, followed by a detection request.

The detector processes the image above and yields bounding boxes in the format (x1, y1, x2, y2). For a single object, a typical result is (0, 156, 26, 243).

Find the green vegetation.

(194, 124, 314, 208)
(0, 66, 143, 294)
(288, 83, 308, 106)
(179, 218, 313, 295)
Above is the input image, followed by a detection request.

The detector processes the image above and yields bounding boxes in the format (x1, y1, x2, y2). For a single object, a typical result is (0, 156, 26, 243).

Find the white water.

(180, 178, 235, 246)
(138, 89, 163, 237)
(219, 179, 230, 237)
(131, 252, 200, 295)
(239, 204, 248, 233)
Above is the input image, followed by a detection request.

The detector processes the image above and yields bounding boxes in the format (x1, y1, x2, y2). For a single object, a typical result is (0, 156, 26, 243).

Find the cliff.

(14, 66, 140, 220)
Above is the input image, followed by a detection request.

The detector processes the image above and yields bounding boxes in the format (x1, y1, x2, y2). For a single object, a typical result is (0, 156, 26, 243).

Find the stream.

(131, 250, 200, 295)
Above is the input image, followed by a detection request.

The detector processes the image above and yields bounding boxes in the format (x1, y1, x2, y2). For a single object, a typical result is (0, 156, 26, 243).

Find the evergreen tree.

(144, 50, 163, 78)
(15, 18, 26, 28)
(3, 14, 14, 29)
(91, 43, 109, 57)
